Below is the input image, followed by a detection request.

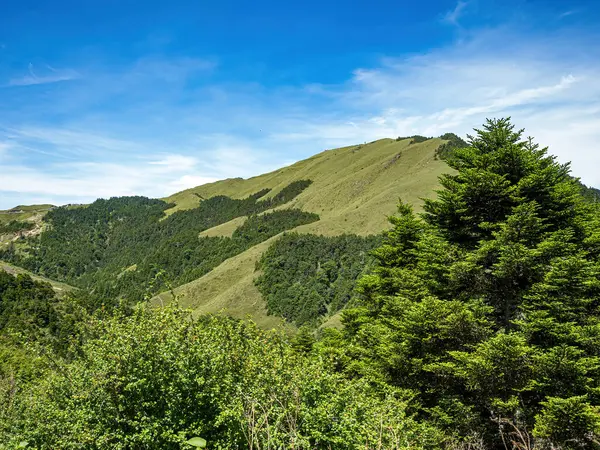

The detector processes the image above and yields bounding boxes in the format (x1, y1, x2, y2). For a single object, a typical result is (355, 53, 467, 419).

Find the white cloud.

(7, 127, 143, 157)
(0, 130, 284, 207)
(0, 142, 10, 157)
(149, 155, 199, 172)
(429, 75, 579, 125)
(559, 10, 577, 19)
(7, 63, 79, 86)
(167, 175, 219, 192)
(442, 1, 469, 26)
(268, 30, 600, 187)
(2, 21, 600, 208)
(0, 158, 207, 203)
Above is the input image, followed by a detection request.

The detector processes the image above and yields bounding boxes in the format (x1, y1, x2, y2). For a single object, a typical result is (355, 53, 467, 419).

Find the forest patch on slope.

(0, 181, 315, 303)
(255, 233, 381, 326)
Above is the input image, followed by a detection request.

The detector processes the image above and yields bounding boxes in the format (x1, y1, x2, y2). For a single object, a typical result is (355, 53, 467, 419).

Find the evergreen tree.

(335, 118, 600, 447)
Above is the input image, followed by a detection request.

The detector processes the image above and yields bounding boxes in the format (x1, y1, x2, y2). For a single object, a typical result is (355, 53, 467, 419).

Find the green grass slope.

(152, 237, 290, 330)
(160, 138, 449, 325)
(167, 138, 446, 235)
(198, 216, 247, 238)
(0, 204, 54, 224)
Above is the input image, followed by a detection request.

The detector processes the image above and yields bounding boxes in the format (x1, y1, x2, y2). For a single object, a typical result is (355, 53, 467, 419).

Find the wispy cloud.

(5, 126, 146, 158)
(559, 10, 578, 19)
(0, 145, 283, 205)
(0, 126, 286, 207)
(1, 16, 600, 208)
(7, 63, 79, 86)
(149, 155, 199, 170)
(261, 28, 600, 188)
(442, 0, 469, 26)
(430, 74, 579, 125)
(0, 142, 11, 162)
(0, 160, 213, 201)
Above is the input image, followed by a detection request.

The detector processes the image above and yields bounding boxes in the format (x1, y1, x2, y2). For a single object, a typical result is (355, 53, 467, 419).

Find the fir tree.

(336, 118, 600, 447)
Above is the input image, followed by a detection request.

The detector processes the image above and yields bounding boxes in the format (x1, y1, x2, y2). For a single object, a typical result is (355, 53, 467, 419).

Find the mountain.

(0, 204, 55, 224)
(5, 119, 600, 450)
(155, 137, 449, 327)
(0, 136, 451, 328)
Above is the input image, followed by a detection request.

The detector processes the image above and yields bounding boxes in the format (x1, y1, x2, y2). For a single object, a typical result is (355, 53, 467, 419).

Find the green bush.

(1, 305, 443, 449)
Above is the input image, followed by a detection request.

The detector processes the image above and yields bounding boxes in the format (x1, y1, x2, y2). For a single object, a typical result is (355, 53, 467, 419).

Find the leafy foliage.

(397, 135, 431, 143)
(533, 396, 600, 449)
(579, 182, 600, 203)
(435, 133, 469, 160)
(0, 271, 56, 333)
(255, 233, 381, 326)
(1, 304, 443, 449)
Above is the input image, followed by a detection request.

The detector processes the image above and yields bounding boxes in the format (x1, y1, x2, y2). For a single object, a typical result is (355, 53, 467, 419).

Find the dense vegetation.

(0, 181, 315, 302)
(318, 119, 600, 448)
(0, 302, 441, 449)
(0, 271, 87, 408)
(0, 271, 56, 334)
(0, 220, 35, 234)
(394, 132, 468, 160)
(396, 135, 431, 143)
(1, 119, 600, 448)
(580, 183, 600, 202)
(255, 233, 381, 326)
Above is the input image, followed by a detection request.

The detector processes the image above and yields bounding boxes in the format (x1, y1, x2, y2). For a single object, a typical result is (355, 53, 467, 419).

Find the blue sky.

(1, 0, 600, 208)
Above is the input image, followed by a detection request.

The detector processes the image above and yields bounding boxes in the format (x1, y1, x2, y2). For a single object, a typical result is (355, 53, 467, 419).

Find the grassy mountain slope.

(0, 204, 54, 224)
(0, 205, 53, 250)
(159, 137, 449, 324)
(153, 237, 288, 330)
(198, 216, 247, 238)
(2, 138, 449, 326)
(167, 137, 447, 236)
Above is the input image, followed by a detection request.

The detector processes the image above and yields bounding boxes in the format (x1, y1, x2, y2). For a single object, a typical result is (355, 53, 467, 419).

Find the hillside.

(0, 204, 54, 224)
(1, 137, 450, 328)
(5, 119, 600, 449)
(0, 204, 54, 251)
(156, 137, 449, 326)
(0, 260, 75, 296)
(165, 137, 447, 235)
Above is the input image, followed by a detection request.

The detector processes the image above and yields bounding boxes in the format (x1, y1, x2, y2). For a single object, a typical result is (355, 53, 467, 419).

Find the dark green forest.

(0, 271, 56, 333)
(0, 181, 316, 303)
(0, 220, 35, 234)
(255, 233, 381, 326)
(2, 119, 600, 448)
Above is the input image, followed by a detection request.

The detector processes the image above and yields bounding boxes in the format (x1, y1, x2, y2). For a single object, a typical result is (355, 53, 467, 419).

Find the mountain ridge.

(166, 137, 448, 236)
